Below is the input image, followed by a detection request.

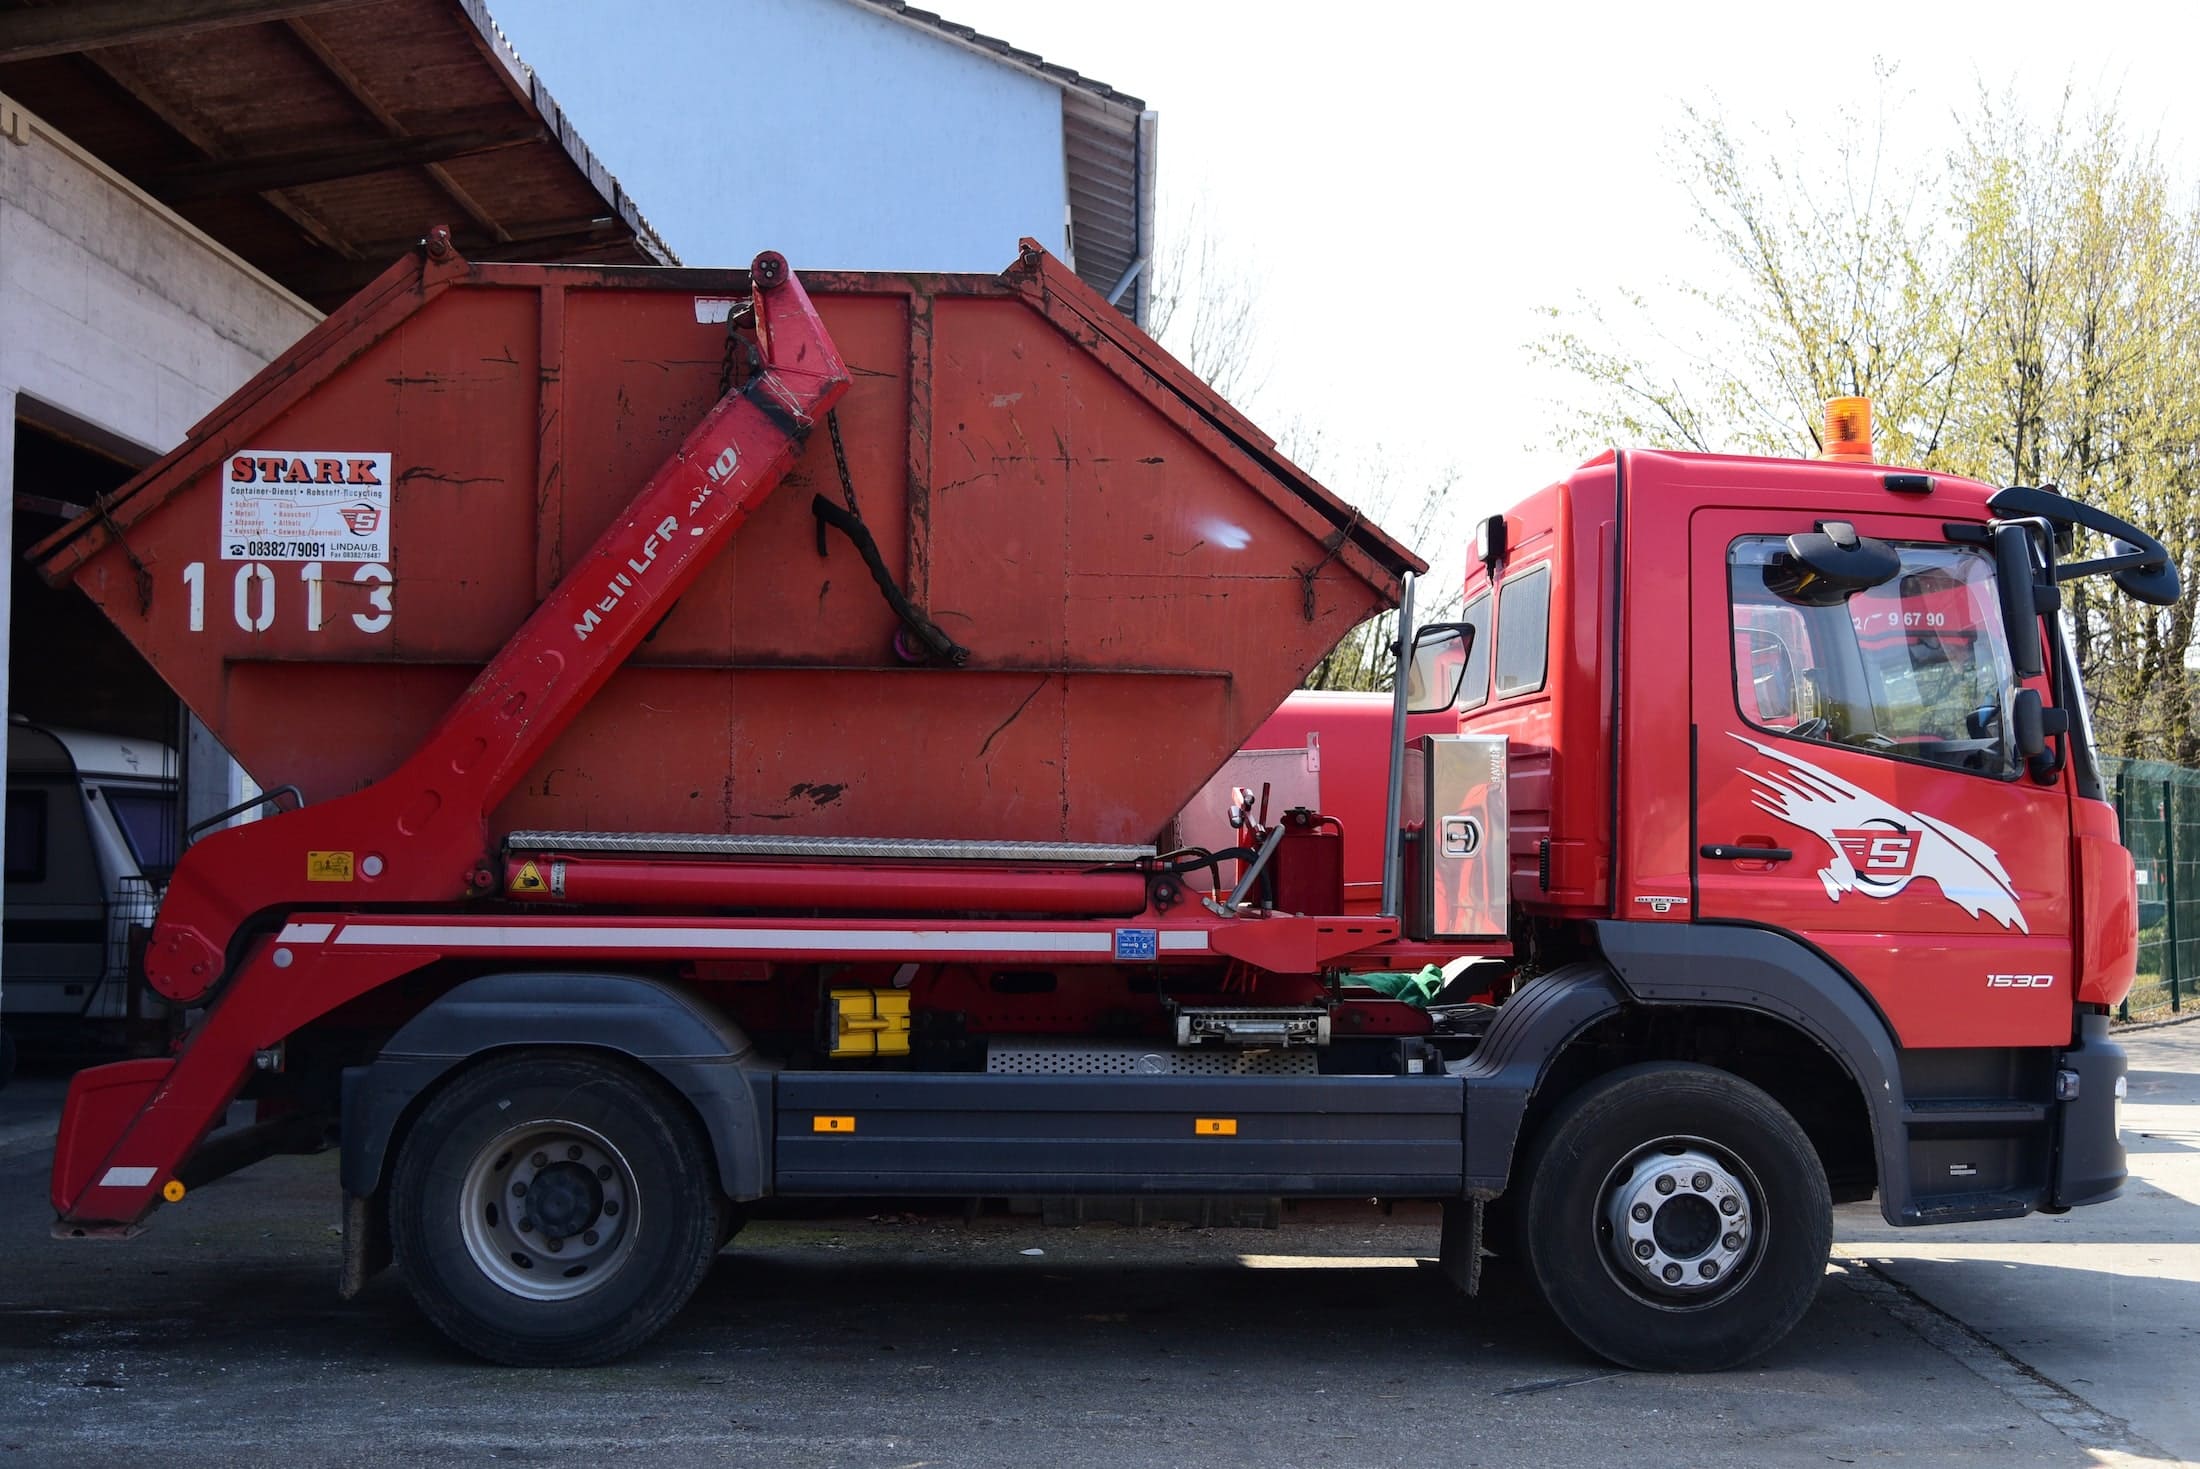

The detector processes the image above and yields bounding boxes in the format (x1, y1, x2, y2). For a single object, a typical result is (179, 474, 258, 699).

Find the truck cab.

(1249, 444, 2141, 1231)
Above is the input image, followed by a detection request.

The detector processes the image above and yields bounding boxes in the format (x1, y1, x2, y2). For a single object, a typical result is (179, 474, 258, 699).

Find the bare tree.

(1145, 195, 1268, 406)
(1146, 195, 1469, 692)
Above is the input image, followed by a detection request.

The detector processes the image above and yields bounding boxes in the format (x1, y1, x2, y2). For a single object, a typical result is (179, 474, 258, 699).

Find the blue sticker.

(1114, 927, 1158, 961)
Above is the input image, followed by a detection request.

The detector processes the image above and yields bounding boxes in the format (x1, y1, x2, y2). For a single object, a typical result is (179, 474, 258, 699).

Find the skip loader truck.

(30, 234, 2177, 1371)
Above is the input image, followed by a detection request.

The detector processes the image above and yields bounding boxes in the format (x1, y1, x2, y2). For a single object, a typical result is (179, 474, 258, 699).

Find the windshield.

(1730, 538, 2019, 778)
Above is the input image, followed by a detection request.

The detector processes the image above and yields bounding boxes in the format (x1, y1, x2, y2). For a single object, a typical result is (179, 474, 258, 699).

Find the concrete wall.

(0, 94, 320, 1007)
(0, 102, 318, 453)
(489, 0, 1070, 272)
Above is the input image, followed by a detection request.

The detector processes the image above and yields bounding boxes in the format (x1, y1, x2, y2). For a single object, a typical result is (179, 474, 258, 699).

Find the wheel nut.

(1700, 1260, 1720, 1280)
(568, 1145, 583, 1161)
(531, 1152, 548, 1168)
(603, 1200, 620, 1217)
(1692, 1172, 1712, 1192)
(1662, 1263, 1683, 1284)
(583, 1230, 600, 1246)
(512, 1181, 527, 1197)
(1634, 1240, 1654, 1260)
(546, 1236, 563, 1253)
(518, 1217, 534, 1233)
(597, 1165, 614, 1182)
(1720, 1195, 1740, 1215)
(1723, 1232, 1743, 1251)
(1655, 1175, 1676, 1195)
(1631, 1203, 1652, 1223)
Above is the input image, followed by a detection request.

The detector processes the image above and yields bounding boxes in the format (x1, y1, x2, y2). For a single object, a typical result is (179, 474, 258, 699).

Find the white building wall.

(0, 95, 321, 1009)
(0, 98, 317, 451)
(491, 0, 1071, 273)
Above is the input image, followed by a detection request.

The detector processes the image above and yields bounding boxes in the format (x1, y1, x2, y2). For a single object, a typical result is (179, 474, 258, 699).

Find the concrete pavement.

(0, 1022, 2194, 1466)
(1838, 1015, 2200, 1465)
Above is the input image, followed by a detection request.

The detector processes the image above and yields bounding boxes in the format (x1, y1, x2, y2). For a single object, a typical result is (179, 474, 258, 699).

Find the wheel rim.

(458, 1118, 639, 1302)
(1595, 1135, 1764, 1309)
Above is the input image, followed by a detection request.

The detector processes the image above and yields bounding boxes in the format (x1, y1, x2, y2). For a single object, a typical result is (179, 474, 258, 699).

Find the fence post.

(2167, 775, 2182, 1013)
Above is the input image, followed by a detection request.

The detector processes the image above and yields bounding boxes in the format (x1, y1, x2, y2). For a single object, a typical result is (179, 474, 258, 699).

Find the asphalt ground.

(1, 1022, 2195, 1468)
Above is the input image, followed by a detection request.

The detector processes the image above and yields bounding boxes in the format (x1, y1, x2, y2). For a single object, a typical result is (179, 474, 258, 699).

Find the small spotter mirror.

(1764, 520, 1901, 607)
(2110, 540, 2183, 607)
(1406, 622, 1475, 714)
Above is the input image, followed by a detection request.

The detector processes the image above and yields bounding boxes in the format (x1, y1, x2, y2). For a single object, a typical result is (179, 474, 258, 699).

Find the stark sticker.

(223, 451, 391, 562)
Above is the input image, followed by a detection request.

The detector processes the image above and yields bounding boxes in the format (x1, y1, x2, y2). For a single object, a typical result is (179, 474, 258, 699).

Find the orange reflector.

(812, 1115, 856, 1133)
(1821, 396, 1874, 463)
(1194, 1118, 1238, 1136)
(160, 1179, 186, 1203)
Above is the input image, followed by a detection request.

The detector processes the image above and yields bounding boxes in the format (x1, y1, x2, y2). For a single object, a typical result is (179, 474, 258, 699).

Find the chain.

(715, 300, 756, 399)
(827, 409, 861, 516)
(1297, 506, 1364, 621)
(94, 496, 155, 615)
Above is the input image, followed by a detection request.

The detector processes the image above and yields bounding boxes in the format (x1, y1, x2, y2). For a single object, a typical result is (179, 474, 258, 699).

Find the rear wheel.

(1521, 1062, 1831, 1371)
(390, 1052, 722, 1365)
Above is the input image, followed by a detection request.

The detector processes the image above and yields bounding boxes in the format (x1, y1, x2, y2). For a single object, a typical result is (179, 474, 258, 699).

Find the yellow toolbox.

(826, 988, 911, 1058)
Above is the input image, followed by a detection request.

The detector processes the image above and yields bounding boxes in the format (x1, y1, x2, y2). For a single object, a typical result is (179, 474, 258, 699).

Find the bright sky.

(490, 0, 2200, 566)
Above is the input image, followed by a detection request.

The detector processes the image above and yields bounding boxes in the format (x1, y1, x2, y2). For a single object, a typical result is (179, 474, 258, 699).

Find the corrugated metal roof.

(0, 0, 673, 312)
(845, 0, 1156, 324)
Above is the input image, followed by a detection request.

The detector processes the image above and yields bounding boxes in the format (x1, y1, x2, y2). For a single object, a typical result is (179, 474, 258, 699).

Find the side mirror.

(1766, 521, 1900, 606)
(1993, 523, 2045, 680)
(2011, 687, 2047, 759)
(1738, 628, 1806, 725)
(1405, 623, 1475, 714)
(2010, 687, 2072, 774)
(2111, 540, 2183, 607)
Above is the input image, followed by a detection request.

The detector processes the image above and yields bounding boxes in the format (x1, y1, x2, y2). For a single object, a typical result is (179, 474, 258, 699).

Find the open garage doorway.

(4, 404, 174, 1075)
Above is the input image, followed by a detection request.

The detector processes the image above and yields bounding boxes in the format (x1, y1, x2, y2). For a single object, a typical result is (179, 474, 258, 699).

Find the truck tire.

(0, 1027, 14, 1090)
(1519, 1061, 1831, 1372)
(389, 1051, 724, 1366)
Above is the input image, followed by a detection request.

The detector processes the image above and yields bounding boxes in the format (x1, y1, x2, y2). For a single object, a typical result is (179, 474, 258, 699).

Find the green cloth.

(1354, 964, 1446, 1007)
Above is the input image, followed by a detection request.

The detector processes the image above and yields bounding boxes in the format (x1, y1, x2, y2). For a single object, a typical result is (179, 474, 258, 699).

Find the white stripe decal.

(1158, 931, 1211, 952)
(278, 922, 335, 944)
(100, 1166, 156, 1188)
(327, 924, 1161, 956)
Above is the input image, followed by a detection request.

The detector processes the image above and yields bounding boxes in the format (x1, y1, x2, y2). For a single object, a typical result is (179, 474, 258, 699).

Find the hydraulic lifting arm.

(53, 248, 849, 1227)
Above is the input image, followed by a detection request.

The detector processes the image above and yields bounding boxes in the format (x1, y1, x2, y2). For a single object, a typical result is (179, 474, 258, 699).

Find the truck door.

(1690, 509, 2072, 1048)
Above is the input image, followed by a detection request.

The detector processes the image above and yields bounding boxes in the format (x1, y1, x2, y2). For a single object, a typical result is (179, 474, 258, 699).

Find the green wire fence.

(2100, 756, 2200, 1018)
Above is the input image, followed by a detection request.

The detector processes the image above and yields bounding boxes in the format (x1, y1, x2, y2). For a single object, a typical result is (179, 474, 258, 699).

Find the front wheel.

(1520, 1062, 1832, 1371)
(390, 1052, 724, 1365)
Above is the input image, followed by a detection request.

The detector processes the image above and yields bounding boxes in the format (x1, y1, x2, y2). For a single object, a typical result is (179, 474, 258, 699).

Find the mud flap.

(338, 1191, 390, 1300)
(1435, 1198, 1485, 1296)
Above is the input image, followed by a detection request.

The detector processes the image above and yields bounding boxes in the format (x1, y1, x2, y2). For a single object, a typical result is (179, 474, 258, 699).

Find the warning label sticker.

(222, 451, 391, 562)
(306, 851, 354, 882)
(509, 861, 548, 894)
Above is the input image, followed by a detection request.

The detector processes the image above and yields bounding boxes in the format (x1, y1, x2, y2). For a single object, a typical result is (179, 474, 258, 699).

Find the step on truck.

(31, 236, 2176, 1370)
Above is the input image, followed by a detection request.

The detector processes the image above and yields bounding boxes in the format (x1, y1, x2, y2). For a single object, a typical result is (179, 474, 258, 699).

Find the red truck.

(31, 236, 2174, 1372)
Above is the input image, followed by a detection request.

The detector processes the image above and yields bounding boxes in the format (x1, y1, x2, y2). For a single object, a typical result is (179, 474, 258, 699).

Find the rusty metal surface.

(37, 243, 1420, 848)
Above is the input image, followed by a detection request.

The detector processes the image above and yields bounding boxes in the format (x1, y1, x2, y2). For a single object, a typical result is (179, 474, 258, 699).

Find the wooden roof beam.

(0, 0, 376, 64)
(79, 44, 363, 260)
(146, 126, 544, 201)
(282, 15, 512, 243)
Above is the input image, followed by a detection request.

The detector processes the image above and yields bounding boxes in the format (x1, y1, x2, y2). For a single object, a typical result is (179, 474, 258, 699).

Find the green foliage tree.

(1539, 87, 2200, 760)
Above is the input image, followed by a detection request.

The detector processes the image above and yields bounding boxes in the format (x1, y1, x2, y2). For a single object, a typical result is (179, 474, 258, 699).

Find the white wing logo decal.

(1731, 734, 2027, 933)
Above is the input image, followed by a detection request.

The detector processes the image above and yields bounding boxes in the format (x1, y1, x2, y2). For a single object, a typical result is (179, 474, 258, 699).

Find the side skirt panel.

(771, 1073, 1465, 1196)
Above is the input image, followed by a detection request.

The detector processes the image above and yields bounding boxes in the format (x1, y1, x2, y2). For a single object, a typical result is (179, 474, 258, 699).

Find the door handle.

(1701, 843, 1793, 862)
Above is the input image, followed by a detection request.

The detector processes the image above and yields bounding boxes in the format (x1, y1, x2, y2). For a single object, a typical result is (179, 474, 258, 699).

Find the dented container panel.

(36, 245, 1419, 846)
